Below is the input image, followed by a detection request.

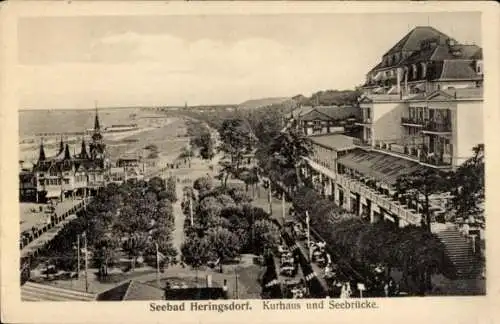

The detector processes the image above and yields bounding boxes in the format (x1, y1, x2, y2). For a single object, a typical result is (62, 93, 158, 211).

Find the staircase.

(21, 281, 96, 301)
(433, 226, 483, 280)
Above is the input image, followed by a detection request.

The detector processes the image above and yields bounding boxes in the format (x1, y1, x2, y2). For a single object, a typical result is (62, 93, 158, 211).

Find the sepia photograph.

(1, 2, 499, 324)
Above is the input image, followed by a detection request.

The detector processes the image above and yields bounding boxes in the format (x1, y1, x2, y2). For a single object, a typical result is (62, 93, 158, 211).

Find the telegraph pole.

(189, 195, 194, 226)
(235, 271, 239, 299)
(268, 181, 272, 216)
(306, 211, 311, 262)
(84, 232, 89, 293)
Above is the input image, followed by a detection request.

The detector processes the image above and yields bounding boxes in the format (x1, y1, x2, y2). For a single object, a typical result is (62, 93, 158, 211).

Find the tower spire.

(64, 143, 72, 160)
(58, 135, 64, 154)
(80, 136, 88, 159)
(38, 138, 46, 162)
(94, 101, 101, 132)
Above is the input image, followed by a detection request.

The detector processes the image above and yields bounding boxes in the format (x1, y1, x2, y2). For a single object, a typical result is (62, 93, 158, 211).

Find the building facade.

(287, 105, 361, 137)
(302, 26, 483, 229)
(357, 26, 483, 170)
(22, 109, 111, 203)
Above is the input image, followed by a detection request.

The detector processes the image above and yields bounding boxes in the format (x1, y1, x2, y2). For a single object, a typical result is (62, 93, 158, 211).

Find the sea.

(19, 108, 142, 139)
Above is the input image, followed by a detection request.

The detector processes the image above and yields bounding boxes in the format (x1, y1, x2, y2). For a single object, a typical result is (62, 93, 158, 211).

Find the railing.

(373, 140, 422, 161)
(352, 138, 371, 147)
(423, 121, 452, 133)
(419, 154, 453, 167)
(401, 117, 425, 126)
(337, 173, 421, 225)
(355, 118, 372, 125)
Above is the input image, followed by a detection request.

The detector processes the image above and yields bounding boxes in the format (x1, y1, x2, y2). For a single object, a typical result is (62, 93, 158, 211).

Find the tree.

(205, 227, 242, 273)
(448, 144, 484, 221)
(165, 176, 177, 202)
(181, 235, 214, 270)
(199, 132, 215, 160)
(266, 128, 313, 192)
(148, 176, 166, 195)
(179, 146, 194, 167)
(252, 219, 281, 255)
(395, 169, 448, 232)
(193, 176, 213, 195)
(218, 118, 254, 178)
(238, 167, 260, 197)
(93, 238, 119, 279)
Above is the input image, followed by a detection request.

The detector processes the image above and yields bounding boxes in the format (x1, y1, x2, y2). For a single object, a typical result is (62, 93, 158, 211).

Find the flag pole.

(282, 193, 286, 224)
(155, 243, 160, 287)
(77, 235, 80, 279)
(189, 195, 194, 226)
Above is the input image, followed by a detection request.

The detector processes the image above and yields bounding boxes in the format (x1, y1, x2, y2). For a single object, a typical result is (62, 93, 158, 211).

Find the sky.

(17, 12, 481, 109)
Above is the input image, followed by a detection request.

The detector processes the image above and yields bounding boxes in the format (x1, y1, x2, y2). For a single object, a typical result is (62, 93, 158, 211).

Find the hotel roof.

(384, 26, 454, 56)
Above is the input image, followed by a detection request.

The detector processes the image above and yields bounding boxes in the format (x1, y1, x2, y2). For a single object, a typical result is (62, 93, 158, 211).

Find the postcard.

(1, 1, 499, 323)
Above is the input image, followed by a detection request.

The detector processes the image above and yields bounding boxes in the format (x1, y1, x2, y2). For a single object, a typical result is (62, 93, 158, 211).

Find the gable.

(425, 90, 454, 101)
(358, 96, 373, 104)
(300, 109, 334, 121)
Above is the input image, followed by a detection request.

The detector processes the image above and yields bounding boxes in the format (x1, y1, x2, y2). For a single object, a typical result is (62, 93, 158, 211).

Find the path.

(171, 183, 186, 253)
(21, 198, 89, 258)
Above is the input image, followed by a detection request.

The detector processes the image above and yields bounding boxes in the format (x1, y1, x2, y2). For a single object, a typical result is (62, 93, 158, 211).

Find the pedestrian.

(383, 281, 389, 297)
(222, 279, 229, 299)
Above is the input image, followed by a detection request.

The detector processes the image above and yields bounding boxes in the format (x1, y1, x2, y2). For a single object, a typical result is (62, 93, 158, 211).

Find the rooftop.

(337, 148, 427, 186)
(96, 280, 164, 301)
(310, 134, 357, 151)
(384, 26, 455, 56)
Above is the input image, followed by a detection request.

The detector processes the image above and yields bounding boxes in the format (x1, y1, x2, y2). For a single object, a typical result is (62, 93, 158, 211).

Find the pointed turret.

(38, 138, 46, 162)
(80, 137, 88, 159)
(94, 106, 101, 132)
(92, 103, 103, 142)
(64, 143, 72, 160)
(58, 136, 64, 154)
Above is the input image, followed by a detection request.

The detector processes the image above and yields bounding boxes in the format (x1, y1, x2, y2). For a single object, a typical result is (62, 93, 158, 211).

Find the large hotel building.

(295, 26, 483, 230)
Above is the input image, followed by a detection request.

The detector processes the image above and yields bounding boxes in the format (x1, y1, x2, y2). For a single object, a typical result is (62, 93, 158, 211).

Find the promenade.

(21, 198, 89, 258)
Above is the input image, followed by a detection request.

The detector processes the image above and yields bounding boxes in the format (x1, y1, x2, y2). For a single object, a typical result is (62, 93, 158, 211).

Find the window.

(421, 63, 427, 78)
(64, 179, 70, 184)
(412, 64, 417, 79)
(476, 61, 483, 75)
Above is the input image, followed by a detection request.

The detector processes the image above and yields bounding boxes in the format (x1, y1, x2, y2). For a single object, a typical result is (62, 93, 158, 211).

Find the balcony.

(401, 117, 425, 127)
(336, 173, 422, 226)
(353, 138, 372, 148)
(355, 118, 372, 126)
(422, 121, 452, 134)
(373, 140, 422, 161)
(419, 153, 453, 169)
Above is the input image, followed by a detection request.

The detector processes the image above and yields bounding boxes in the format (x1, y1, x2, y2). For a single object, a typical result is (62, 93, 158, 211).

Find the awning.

(45, 190, 61, 198)
(337, 148, 426, 186)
